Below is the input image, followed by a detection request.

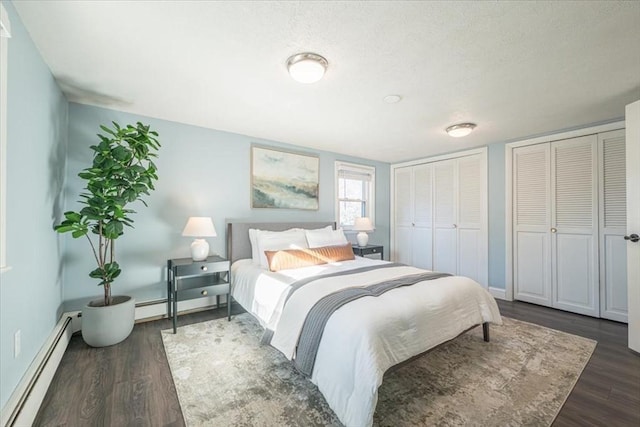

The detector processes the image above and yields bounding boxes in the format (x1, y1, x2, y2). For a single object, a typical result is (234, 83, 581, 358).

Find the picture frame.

(251, 145, 320, 210)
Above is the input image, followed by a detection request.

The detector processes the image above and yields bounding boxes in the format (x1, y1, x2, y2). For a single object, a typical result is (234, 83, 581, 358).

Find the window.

(335, 161, 375, 229)
(1, 3, 11, 271)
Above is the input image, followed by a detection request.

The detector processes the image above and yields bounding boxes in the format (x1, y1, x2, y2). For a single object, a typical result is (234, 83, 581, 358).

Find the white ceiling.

(13, 1, 640, 163)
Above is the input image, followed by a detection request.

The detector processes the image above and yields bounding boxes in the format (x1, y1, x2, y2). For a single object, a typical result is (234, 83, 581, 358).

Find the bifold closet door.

(412, 163, 433, 269)
(513, 137, 599, 315)
(432, 154, 486, 284)
(393, 165, 433, 269)
(394, 167, 413, 266)
(513, 144, 552, 306)
(599, 129, 628, 322)
(551, 135, 599, 317)
(394, 151, 486, 284)
(433, 159, 457, 274)
(457, 154, 486, 285)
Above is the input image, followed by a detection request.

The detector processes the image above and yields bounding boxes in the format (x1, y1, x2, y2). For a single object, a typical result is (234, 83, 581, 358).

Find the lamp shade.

(181, 217, 217, 237)
(353, 217, 374, 232)
(353, 217, 373, 247)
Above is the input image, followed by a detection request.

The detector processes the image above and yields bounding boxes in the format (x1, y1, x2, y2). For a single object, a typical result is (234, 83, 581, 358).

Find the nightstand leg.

(227, 294, 231, 321)
(167, 262, 172, 318)
(173, 289, 178, 334)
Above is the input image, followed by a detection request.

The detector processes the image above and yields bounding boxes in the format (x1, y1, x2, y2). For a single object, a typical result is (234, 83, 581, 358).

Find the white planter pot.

(82, 295, 135, 347)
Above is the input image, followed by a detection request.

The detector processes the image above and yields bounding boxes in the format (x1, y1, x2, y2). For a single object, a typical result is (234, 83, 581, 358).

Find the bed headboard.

(226, 220, 336, 264)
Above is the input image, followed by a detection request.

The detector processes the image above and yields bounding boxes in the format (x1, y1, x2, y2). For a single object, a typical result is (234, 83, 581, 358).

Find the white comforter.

(232, 259, 502, 427)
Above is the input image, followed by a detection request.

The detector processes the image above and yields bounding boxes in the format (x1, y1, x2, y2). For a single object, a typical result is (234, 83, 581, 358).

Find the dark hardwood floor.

(34, 300, 639, 426)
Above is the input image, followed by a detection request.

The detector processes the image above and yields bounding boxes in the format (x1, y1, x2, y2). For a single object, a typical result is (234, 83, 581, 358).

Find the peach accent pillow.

(264, 243, 355, 272)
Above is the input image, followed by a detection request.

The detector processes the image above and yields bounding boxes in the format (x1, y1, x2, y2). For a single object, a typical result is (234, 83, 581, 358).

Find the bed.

(227, 221, 502, 427)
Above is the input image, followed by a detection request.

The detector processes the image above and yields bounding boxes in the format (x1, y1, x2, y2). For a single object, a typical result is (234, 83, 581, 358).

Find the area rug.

(161, 314, 596, 427)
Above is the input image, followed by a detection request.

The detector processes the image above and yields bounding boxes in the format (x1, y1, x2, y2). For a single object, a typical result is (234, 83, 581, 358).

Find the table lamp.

(353, 217, 373, 247)
(182, 217, 217, 261)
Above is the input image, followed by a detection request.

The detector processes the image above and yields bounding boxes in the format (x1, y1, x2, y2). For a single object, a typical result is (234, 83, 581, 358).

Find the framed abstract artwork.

(251, 145, 319, 210)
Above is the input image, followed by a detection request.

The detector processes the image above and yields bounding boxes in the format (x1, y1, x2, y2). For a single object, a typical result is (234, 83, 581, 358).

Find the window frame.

(334, 161, 376, 231)
(1, 2, 11, 272)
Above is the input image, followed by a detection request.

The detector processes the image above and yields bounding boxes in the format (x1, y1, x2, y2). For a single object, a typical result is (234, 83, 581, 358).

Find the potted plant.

(55, 121, 160, 347)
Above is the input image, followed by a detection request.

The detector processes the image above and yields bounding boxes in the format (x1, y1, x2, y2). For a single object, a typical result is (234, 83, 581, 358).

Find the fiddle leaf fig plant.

(55, 121, 160, 306)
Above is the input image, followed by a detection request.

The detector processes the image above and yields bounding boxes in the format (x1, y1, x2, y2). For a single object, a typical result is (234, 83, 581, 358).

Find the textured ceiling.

(13, 1, 640, 163)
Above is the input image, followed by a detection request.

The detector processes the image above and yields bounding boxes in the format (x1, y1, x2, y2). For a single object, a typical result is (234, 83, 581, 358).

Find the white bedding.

(231, 256, 382, 328)
(231, 258, 502, 427)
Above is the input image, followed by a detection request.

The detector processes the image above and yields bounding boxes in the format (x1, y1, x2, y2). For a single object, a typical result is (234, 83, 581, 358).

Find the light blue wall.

(0, 0, 68, 410)
(63, 103, 390, 309)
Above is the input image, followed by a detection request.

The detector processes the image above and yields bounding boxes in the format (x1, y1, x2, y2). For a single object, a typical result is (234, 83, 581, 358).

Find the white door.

(394, 167, 413, 265)
(457, 154, 486, 285)
(412, 163, 433, 269)
(599, 130, 628, 322)
(513, 144, 552, 306)
(433, 159, 457, 274)
(626, 100, 640, 352)
(551, 135, 599, 317)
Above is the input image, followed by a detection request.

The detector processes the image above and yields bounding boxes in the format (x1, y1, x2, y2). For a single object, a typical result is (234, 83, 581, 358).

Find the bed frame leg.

(482, 323, 490, 342)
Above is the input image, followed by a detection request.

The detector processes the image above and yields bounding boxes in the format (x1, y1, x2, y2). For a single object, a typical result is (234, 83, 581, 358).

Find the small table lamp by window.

(353, 217, 374, 247)
(182, 217, 217, 261)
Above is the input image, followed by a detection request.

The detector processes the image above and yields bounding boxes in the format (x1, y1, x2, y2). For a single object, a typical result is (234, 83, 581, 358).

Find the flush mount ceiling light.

(445, 123, 477, 138)
(287, 52, 328, 84)
(383, 95, 402, 104)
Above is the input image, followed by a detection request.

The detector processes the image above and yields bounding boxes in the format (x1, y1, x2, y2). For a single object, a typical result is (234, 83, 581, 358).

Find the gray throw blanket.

(261, 263, 404, 344)
(293, 271, 452, 377)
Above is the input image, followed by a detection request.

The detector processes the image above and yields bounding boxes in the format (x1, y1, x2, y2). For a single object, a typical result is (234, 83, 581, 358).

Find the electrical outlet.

(14, 330, 20, 358)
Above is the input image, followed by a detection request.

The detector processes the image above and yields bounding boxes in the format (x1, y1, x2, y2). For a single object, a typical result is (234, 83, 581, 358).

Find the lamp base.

(356, 232, 369, 247)
(190, 239, 210, 261)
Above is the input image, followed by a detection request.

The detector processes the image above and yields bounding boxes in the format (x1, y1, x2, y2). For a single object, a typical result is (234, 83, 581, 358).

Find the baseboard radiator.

(1, 315, 74, 427)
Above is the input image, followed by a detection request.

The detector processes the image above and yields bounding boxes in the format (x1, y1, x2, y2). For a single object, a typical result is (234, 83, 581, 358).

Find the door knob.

(624, 234, 640, 243)
(551, 228, 557, 233)
(453, 224, 457, 228)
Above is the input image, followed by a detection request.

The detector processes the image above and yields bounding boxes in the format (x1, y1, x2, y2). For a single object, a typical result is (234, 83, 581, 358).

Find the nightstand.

(352, 244, 384, 260)
(167, 255, 231, 333)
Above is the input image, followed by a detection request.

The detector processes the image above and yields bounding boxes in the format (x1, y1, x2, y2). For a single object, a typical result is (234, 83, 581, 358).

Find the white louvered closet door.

(551, 135, 599, 317)
(412, 163, 433, 269)
(457, 155, 487, 285)
(433, 159, 457, 274)
(513, 144, 552, 306)
(394, 167, 413, 265)
(599, 130, 628, 322)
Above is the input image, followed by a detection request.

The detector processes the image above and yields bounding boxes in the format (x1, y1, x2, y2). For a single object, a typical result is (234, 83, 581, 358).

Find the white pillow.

(305, 227, 348, 248)
(248, 228, 259, 264)
(255, 228, 309, 269)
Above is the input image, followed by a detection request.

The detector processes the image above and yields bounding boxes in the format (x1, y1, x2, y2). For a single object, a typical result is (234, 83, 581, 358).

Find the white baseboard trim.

(1, 294, 226, 426)
(1, 314, 74, 427)
(489, 287, 508, 301)
(134, 294, 227, 322)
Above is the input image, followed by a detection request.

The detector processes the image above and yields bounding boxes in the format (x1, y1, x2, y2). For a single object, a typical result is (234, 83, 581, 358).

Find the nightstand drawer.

(352, 244, 384, 259)
(178, 282, 230, 301)
(362, 247, 381, 255)
(175, 259, 229, 277)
